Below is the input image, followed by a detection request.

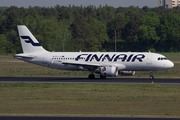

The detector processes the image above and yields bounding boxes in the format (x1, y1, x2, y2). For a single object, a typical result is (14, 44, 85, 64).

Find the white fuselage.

(15, 51, 174, 72)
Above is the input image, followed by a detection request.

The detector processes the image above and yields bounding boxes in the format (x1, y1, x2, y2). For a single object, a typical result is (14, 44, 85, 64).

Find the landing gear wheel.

(88, 74, 95, 79)
(149, 76, 154, 79)
(100, 75, 106, 79)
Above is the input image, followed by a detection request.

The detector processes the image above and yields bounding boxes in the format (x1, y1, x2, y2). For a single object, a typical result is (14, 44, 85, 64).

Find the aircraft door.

(146, 54, 152, 65)
(42, 53, 47, 65)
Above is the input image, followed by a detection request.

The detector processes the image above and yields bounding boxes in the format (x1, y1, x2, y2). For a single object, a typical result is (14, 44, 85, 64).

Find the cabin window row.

(52, 58, 75, 60)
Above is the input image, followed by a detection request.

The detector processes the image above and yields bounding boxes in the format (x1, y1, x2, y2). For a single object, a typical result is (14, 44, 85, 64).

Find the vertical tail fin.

(17, 25, 47, 53)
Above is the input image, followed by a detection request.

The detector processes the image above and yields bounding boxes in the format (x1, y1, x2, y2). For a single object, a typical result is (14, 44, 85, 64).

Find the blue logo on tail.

(21, 36, 41, 46)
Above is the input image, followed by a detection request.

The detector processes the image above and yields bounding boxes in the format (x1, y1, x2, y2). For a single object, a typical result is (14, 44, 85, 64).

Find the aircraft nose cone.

(167, 61, 174, 68)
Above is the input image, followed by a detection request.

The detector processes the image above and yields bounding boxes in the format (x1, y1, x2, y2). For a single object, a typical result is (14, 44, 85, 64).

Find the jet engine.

(119, 71, 135, 76)
(100, 66, 118, 77)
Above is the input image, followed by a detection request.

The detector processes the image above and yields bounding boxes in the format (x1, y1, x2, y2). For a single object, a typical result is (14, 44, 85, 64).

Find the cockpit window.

(158, 57, 167, 60)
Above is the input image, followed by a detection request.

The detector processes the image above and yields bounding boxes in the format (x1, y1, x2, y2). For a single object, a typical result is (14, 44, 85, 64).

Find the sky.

(1, 0, 157, 8)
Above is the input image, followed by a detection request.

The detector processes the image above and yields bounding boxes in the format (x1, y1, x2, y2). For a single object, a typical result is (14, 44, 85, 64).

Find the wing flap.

(62, 61, 102, 67)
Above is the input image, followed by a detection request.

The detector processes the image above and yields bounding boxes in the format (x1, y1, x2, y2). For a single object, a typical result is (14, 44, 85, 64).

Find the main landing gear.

(100, 74, 106, 79)
(88, 70, 95, 79)
(88, 74, 95, 79)
(88, 74, 107, 79)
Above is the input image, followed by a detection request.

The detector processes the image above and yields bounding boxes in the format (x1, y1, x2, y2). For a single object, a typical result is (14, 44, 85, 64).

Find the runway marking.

(0, 77, 180, 85)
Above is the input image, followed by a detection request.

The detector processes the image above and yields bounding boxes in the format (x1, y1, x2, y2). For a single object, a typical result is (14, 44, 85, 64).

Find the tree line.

(1, 5, 180, 54)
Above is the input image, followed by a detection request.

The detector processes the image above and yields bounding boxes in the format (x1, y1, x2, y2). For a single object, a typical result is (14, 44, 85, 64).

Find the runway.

(0, 116, 179, 120)
(0, 77, 180, 85)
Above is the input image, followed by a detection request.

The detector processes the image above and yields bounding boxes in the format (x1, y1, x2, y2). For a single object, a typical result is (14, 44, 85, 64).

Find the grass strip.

(0, 83, 179, 117)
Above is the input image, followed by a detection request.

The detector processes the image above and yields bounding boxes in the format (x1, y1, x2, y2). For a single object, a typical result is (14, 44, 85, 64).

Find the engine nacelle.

(119, 71, 135, 76)
(101, 66, 118, 77)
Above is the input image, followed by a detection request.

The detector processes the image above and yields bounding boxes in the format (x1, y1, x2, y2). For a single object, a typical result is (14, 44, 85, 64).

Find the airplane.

(14, 25, 174, 79)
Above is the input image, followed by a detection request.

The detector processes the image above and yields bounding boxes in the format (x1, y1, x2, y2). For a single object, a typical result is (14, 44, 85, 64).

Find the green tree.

(123, 12, 142, 51)
(107, 13, 128, 51)
(86, 17, 109, 51)
(71, 12, 91, 51)
(0, 34, 7, 54)
(35, 18, 62, 51)
(138, 12, 160, 51)
(2, 6, 20, 32)
(157, 13, 180, 52)
(59, 18, 74, 52)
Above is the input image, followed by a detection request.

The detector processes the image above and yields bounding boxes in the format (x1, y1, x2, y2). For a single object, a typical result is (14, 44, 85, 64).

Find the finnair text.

(75, 54, 145, 62)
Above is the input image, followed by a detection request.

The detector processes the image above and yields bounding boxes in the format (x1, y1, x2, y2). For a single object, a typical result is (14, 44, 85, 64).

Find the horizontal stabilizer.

(14, 54, 34, 59)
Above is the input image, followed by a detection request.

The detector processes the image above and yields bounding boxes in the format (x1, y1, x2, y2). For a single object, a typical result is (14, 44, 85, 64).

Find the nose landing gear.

(149, 71, 154, 84)
(149, 71, 154, 79)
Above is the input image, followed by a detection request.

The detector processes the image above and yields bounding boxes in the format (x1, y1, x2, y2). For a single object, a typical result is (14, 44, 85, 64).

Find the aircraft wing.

(61, 61, 102, 70)
(60, 61, 126, 70)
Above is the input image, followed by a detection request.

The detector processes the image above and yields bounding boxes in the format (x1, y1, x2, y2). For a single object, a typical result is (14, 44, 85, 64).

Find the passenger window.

(158, 58, 160, 60)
